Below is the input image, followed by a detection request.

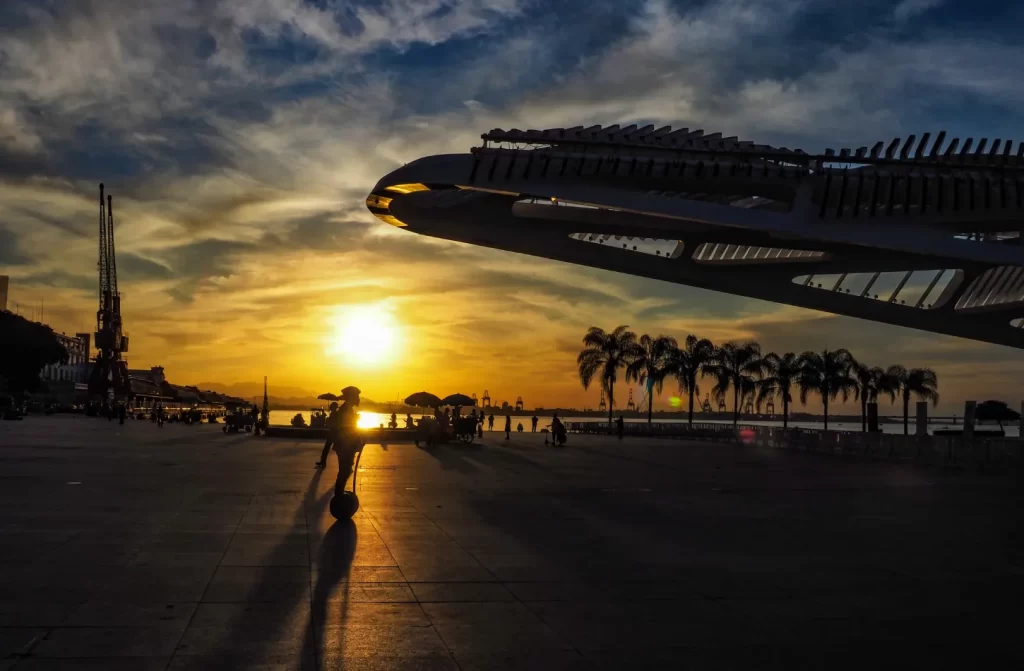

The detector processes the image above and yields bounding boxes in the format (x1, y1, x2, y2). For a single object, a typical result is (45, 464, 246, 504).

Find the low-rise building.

(40, 332, 92, 405)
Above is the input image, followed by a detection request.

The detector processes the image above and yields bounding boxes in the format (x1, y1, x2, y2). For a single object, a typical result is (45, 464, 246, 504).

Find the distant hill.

(194, 381, 385, 410)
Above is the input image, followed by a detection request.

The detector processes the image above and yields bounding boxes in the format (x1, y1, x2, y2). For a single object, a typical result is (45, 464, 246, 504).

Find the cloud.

(1, 0, 1023, 411)
(892, 0, 945, 22)
(0, 226, 32, 265)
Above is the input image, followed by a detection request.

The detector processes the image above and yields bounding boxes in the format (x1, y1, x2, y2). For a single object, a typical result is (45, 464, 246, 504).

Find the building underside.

(368, 125, 1024, 349)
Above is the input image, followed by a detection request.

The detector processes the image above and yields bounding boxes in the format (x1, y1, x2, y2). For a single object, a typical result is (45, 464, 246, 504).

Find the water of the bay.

(270, 410, 1018, 437)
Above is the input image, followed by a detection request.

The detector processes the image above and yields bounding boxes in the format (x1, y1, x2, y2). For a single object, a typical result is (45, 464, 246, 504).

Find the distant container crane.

(626, 390, 636, 412)
(482, 389, 491, 407)
(87, 184, 130, 401)
(598, 390, 607, 412)
(515, 396, 524, 411)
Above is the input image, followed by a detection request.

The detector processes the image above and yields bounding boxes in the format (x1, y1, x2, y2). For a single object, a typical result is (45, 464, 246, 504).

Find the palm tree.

(885, 365, 940, 435)
(704, 342, 765, 425)
(626, 334, 678, 424)
(851, 361, 891, 432)
(577, 325, 639, 427)
(668, 335, 716, 426)
(757, 352, 800, 429)
(797, 348, 857, 431)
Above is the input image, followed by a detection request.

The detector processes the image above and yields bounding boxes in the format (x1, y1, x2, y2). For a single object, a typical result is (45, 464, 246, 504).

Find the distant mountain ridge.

(194, 381, 382, 410)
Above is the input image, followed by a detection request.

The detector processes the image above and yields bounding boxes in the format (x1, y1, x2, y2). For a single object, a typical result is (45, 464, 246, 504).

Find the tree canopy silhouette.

(626, 334, 677, 424)
(577, 325, 638, 427)
(975, 400, 1018, 428)
(667, 334, 715, 426)
(0, 311, 68, 393)
(797, 349, 857, 431)
(704, 342, 765, 425)
(886, 365, 940, 435)
(757, 352, 800, 429)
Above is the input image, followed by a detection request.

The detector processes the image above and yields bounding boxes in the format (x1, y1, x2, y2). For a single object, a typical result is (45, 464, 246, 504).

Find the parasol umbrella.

(317, 393, 339, 401)
(440, 393, 476, 407)
(404, 391, 442, 408)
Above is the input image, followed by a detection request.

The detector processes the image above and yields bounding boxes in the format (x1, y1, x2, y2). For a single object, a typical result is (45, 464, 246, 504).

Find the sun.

(328, 305, 400, 368)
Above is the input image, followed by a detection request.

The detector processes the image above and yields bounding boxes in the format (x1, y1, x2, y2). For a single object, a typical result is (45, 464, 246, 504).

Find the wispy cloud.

(2, 0, 1023, 411)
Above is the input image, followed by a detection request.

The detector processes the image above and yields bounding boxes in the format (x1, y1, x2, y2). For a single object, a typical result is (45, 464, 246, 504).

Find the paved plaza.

(0, 417, 1020, 669)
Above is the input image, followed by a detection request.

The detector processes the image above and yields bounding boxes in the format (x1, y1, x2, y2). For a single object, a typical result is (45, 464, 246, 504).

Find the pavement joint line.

(303, 475, 319, 671)
(161, 490, 254, 671)
(366, 488, 466, 671)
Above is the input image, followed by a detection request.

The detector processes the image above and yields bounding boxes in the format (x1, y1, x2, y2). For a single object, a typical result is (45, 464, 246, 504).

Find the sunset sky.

(2, 0, 1024, 414)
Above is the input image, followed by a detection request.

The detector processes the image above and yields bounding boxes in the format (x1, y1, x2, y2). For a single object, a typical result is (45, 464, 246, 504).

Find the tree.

(667, 335, 715, 426)
(975, 400, 1020, 429)
(0, 311, 68, 393)
(886, 366, 940, 435)
(757, 352, 800, 429)
(626, 334, 677, 424)
(797, 349, 857, 431)
(704, 342, 765, 425)
(577, 325, 639, 427)
(851, 361, 895, 432)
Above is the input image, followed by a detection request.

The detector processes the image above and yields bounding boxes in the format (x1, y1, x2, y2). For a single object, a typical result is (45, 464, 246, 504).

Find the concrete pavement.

(0, 417, 1020, 669)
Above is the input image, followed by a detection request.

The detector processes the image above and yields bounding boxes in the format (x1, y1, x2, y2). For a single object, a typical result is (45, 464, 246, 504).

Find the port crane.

(87, 184, 131, 401)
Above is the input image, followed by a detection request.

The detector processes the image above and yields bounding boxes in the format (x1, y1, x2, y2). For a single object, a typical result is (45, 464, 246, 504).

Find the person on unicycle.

(334, 386, 364, 495)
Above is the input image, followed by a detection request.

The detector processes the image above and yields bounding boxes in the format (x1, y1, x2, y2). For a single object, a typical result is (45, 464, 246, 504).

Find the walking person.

(504, 414, 512, 440)
(156, 403, 164, 428)
(531, 415, 538, 432)
(488, 413, 494, 432)
(616, 414, 624, 440)
(117, 402, 126, 426)
(316, 402, 340, 469)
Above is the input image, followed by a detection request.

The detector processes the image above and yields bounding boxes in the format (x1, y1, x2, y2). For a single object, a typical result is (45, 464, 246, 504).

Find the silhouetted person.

(156, 403, 164, 427)
(117, 403, 126, 425)
(488, 413, 494, 431)
(389, 412, 397, 429)
(517, 422, 523, 433)
(316, 402, 340, 469)
(531, 415, 538, 432)
(250, 404, 260, 436)
(334, 386, 364, 495)
(504, 414, 511, 440)
(616, 414, 624, 440)
(549, 413, 566, 447)
(405, 413, 414, 429)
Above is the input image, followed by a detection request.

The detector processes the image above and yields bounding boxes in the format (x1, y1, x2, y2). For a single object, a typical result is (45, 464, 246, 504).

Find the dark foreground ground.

(0, 417, 1021, 670)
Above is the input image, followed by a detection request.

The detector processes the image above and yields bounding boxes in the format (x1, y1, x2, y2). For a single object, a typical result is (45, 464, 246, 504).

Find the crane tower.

(515, 396, 524, 411)
(482, 390, 491, 407)
(598, 390, 607, 412)
(626, 390, 636, 412)
(87, 184, 131, 400)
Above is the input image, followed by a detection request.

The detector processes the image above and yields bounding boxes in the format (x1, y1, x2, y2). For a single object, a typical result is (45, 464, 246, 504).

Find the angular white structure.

(368, 125, 1024, 348)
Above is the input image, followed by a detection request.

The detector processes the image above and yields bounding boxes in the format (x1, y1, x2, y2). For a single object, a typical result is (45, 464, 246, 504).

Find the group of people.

(315, 386, 365, 495)
(416, 407, 567, 444)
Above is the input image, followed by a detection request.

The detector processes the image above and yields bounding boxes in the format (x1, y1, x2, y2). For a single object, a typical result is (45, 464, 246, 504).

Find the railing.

(566, 421, 1022, 472)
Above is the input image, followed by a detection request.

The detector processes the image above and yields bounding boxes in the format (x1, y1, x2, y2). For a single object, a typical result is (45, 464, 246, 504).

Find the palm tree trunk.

(861, 398, 867, 433)
(733, 384, 739, 425)
(647, 392, 653, 425)
(607, 381, 614, 432)
(783, 398, 788, 429)
(903, 395, 909, 435)
(688, 386, 695, 426)
(823, 397, 828, 431)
